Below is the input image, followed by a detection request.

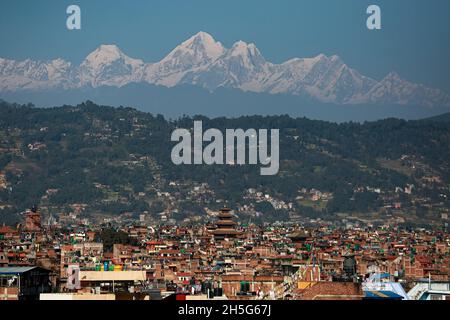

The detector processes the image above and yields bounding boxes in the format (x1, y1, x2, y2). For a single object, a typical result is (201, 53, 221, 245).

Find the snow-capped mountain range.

(1, 31, 449, 108)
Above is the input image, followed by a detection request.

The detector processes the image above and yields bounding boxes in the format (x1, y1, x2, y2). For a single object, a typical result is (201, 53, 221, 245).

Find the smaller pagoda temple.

(25, 205, 41, 232)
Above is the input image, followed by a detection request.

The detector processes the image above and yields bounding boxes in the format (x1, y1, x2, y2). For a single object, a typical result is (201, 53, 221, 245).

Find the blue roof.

(0, 267, 38, 275)
(364, 290, 404, 299)
(372, 273, 390, 279)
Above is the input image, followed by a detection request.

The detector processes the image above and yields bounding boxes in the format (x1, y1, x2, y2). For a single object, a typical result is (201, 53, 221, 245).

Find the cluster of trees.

(97, 228, 138, 252)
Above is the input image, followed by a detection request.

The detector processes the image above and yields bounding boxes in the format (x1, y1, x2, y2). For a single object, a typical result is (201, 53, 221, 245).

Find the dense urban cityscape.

(0, 205, 449, 300)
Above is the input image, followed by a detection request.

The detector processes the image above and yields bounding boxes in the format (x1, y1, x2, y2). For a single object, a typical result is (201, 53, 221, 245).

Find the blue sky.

(1, 0, 449, 91)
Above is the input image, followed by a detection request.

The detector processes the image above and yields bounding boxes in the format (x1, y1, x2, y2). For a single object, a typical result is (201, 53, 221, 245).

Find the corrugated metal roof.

(0, 267, 38, 274)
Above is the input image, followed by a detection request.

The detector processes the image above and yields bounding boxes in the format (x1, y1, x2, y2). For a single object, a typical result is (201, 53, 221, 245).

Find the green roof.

(0, 267, 39, 275)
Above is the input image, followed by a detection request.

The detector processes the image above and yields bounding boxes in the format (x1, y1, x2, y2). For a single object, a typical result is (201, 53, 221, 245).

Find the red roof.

(0, 226, 16, 234)
(177, 272, 192, 277)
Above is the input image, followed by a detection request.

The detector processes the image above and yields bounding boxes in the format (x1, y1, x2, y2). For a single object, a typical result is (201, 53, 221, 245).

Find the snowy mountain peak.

(82, 44, 140, 67)
(187, 31, 218, 46)
(310, 53, 328, 62)
(80, 44, 144, 88)
(383, 71, 403, 82)
(231, 40, 248, 49)
(50, 58, 70, 66)
(229, 41, 260, 56)
(315, 53, 327, 59)
(163, 31, 225, 64)
(0, 32, 449, 108)
(225, 40, 267, 71)
(144, 32, 226, 87)
(98, 44, 122, 53)
(330, 54, 343, 63)
(362, 71, 450, 108)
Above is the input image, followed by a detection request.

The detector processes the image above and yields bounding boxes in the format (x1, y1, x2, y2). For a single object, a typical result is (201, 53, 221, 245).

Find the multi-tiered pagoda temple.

(211, 207, 241, 241)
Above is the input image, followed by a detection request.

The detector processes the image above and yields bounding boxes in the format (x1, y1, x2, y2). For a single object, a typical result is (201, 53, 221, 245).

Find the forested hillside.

(0, 100, 449, 226)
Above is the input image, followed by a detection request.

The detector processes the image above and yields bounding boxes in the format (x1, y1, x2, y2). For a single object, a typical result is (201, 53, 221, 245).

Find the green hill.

(0, 100, 449, 225)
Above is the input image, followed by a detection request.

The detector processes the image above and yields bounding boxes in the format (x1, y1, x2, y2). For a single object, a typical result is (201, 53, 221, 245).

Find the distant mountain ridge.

(1, 31, 450, 108)
(425, 112, 450, 122)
